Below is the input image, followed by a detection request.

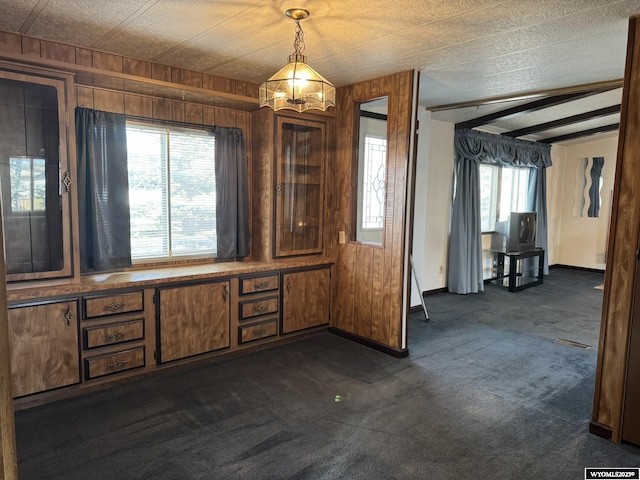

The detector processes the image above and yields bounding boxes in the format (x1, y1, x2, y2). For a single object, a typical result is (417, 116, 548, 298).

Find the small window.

(479, 164, 530, 232)
(9, 157, 46, 212)
(126, 123, 217, 261)
(361, 134, 387, 230)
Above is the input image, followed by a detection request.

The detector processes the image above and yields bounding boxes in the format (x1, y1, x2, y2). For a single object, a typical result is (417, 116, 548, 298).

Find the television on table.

(494, 212, 537, 252)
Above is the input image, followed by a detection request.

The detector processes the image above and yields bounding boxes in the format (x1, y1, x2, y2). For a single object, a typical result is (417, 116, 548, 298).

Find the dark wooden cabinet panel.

(158, 281, 230, 362)
(282, 268, 330, 334)
(8, 300, 80, 397)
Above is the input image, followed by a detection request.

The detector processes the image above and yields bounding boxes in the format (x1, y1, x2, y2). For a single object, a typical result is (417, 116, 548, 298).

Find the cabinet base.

(589, 420, 613, 440)
(329, 327, 409, 358)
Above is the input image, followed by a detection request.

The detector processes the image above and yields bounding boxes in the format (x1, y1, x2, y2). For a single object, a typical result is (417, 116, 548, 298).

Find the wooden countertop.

(6, 257, 334, 303)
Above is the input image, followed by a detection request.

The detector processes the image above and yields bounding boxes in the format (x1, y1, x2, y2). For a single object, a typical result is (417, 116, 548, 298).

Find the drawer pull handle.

(222, 285, 229, 302)
(286, 278, 292, 294)
(64, 306, 73, 327)
(253, 328, 266, 338)
(105, 332, 127, 342)
(255, 281, 267, 290)
(107, 359, 128, 370)
(255, 305, 266, 314)
(104, 302, 125, 312)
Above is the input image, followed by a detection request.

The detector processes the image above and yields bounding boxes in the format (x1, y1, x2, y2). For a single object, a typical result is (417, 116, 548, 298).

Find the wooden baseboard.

(328, 327, 409, 358)
(589, 420, 613, 440)
(423, 287, 448, 296)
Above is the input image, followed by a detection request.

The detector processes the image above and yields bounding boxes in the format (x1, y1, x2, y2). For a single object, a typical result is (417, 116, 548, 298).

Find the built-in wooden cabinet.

(275, 117, 326, 257)
(157, 281, 230, 363)
(282, 267, 330, 334)
(8, 300, 80, 397)
(0, 68, 75, 282)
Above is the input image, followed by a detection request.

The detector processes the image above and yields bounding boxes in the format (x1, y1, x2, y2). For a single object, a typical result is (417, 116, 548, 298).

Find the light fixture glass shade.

(260, 54, 335, 112)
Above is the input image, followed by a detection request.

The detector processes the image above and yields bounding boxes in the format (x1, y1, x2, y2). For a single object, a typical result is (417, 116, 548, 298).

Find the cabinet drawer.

(83, 319, 144, 349)
(85, 347, 145, 379)
(84, 292, 144, 319)
(240, 296, 278, 319)
(238, 319, 278, 344)
(240, 274, 279, 295)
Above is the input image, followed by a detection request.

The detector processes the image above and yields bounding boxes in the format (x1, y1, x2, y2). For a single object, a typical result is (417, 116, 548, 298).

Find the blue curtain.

(448, 129, 551, 293)
(527, 168, 549, 274)
(76, 108, 132, 272)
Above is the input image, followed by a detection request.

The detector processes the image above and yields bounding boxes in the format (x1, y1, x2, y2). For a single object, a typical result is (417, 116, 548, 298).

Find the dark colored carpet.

(14, 268, 640, 479)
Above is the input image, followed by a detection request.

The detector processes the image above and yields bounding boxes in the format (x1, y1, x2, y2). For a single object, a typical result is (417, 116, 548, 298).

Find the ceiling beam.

(538, 123, 620, 144)
(503, 104, 621, 138)
(454, 90, 613, 130)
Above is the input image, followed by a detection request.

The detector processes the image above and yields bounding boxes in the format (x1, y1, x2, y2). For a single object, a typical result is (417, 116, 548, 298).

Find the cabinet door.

(8, 300, 80, 397)
(0, 71, 73, 281)
(282, 268, 330, 334)
(158, 281, 230, 363)
(275, 117, 325, 257)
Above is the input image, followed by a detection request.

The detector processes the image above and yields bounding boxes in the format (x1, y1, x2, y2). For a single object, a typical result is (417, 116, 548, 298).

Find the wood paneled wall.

(591, 14, 640, 442)
(331, 71, 414, 352)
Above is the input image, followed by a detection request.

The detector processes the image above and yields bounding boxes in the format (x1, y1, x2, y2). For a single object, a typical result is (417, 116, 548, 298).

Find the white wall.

(411, 109, 454, 306)
(549, 135, 618, 269)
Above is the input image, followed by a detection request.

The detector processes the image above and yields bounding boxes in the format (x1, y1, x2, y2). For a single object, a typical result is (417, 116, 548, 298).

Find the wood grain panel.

(241, 274, 279, 294)
(93, 89, 125, 113)
(185, 103, 203, 124)
(152, 64, 172, 82)
(40, 40, 75, 63)
(92, 51, 123, 72)
(593, 15, 640, 442)
(124, 94, 153, 117)
(202, 74, 215, 91)
(21, 37, 40, 56)
(370, 248, 385, 344)
(0, 31, 21, 53)
(183, 70, 202, 88)
(249, 108, 274, 262)
(203, 105, 215, 126)
(172, 101, 185, 122)
(238, 319, 278, 344)
(215, 108, 236, 127)
(282, 268, 330, 334)
(171, 67, 185, 85)
(354, 245, 373, 338)
(240, 296, 278, 319)
(75, 47, 93, 67)
(214, 76, 234, 94)
(8, 301, 80, 397)
(153, 98, 172, 120)
(123, 58, 152, 78)
(159, 281, 230, 362)
(76, 86, 94, 109)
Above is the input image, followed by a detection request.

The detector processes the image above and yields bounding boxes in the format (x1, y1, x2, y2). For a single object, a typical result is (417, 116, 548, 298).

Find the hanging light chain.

(292, 19, 306, 56)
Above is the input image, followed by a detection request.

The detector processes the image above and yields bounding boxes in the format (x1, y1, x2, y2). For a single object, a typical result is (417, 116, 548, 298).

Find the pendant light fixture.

(259, 8, 335, 113)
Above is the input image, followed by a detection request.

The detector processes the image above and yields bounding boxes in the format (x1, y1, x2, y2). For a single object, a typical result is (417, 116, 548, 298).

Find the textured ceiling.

(1, 0, 639, 143)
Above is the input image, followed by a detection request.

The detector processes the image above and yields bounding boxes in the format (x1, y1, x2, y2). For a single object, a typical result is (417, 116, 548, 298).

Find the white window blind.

(479, 164, 530, 232)
(126, 123, 216, 260)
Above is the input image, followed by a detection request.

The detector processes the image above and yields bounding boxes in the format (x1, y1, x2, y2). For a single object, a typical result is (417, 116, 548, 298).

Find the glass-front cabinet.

(0, 69, 73, 281)
(275, 117, 325, 257)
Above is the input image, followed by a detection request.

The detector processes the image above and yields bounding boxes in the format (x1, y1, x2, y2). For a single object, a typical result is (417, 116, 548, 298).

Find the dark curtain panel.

(527, 167, 549, 274)
(448, 154, 484, 294)
(76, 107, 131, 272)
(588, 156, 605, 218)
(213, 126, 249, 261)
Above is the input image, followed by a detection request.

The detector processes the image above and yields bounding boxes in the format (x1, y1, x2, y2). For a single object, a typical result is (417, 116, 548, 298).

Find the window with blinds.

(126, 122, 216, 260)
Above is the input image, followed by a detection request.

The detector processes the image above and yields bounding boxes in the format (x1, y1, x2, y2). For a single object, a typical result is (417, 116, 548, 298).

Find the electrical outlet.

(339, 231, 346, 244)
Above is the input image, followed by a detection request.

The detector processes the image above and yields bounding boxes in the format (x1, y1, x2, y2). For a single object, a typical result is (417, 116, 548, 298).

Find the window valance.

(455, 129, 552, 168)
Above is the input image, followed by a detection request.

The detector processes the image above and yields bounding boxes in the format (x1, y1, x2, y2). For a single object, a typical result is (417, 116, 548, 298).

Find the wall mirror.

(572, 156, 604, 218)
(0, 73, 71, 280)
(355, 96, 388, 245)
